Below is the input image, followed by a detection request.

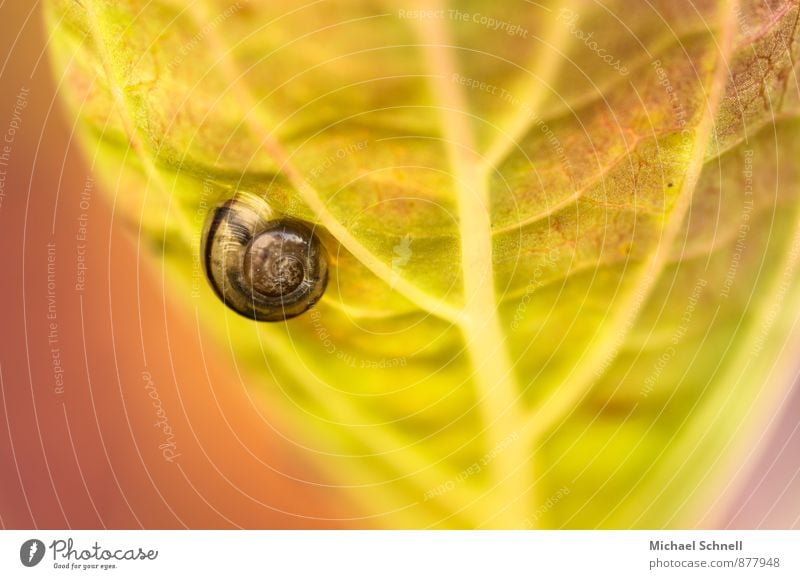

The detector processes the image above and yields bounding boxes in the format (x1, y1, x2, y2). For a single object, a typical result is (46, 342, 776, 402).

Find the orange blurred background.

(0, 1, 797, 530)
(0, 0, 356, 529)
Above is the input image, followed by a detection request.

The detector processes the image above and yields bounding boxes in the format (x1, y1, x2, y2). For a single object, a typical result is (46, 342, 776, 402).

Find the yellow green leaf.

(45, 0, 800, 528)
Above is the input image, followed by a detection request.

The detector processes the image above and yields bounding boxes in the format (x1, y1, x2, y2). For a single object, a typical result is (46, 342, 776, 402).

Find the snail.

(201, 192, 328, 321)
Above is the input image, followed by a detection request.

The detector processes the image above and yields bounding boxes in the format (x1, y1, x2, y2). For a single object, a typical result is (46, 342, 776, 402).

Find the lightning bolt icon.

(28, 542, 38, 563)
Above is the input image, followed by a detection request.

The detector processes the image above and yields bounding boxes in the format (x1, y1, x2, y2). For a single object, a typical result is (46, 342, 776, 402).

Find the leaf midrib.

(408, 4, 540, 528)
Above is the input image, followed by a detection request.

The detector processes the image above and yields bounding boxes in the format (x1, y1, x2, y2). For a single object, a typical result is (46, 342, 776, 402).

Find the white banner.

(1, 530, 797, 578)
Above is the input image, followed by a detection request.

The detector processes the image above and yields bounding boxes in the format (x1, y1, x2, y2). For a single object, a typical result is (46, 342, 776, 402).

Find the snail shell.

(201, 193, 328, 321)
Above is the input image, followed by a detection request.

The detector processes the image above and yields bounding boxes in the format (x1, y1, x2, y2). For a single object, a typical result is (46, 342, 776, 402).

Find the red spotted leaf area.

(46, 0, 800, 528)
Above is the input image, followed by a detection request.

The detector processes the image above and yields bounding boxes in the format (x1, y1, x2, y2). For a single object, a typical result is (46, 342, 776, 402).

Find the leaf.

(45, 0, 800, 528)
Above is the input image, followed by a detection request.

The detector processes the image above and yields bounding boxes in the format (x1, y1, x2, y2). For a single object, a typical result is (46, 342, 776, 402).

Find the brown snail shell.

(201, 193, 328, 322)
